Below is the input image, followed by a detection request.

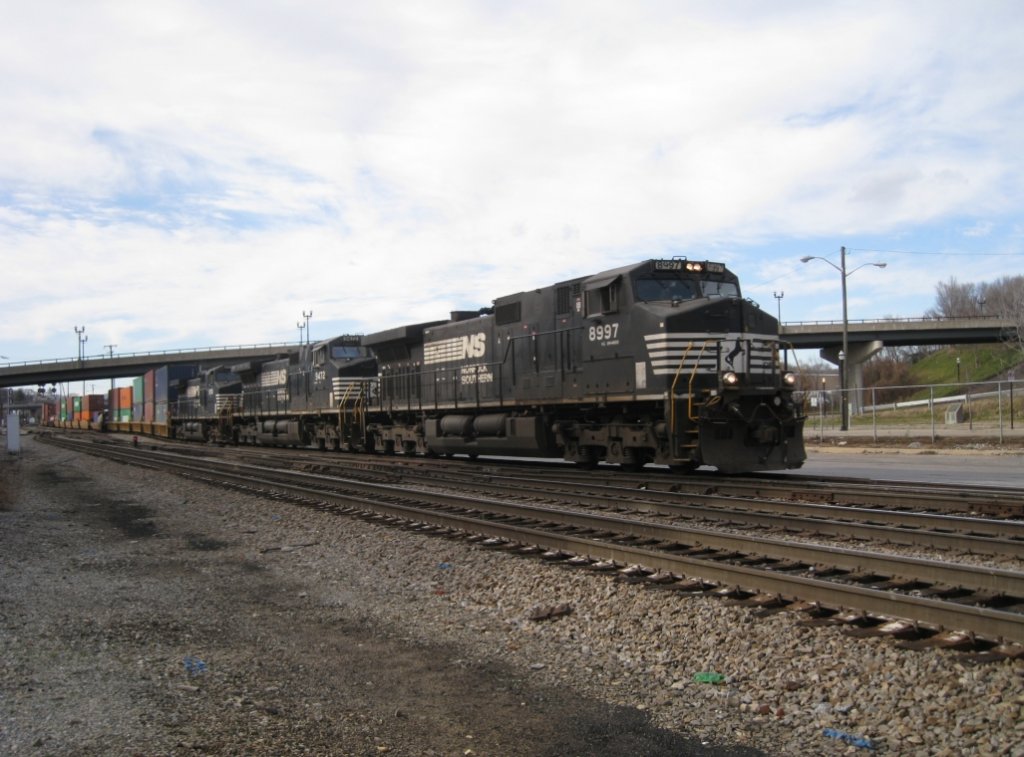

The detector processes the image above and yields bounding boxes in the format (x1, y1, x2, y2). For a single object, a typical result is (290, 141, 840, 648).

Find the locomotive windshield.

(634, 276, 697, 302)
(702, 279, 739, 297)
(634, 274, 739, 302)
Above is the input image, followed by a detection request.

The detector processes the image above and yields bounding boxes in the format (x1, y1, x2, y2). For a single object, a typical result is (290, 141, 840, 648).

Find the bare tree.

(926, 275, 1023, 357)
(984, 275, 1024, 357)
(925, 278, 983, 318)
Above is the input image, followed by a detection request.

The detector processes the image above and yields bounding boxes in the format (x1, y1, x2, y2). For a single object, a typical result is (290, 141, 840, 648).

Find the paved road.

(785, 448, 1024, 489)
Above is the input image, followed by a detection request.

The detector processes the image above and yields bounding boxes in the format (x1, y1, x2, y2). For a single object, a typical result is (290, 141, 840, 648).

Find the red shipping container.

(143, 370, 156, 405)
(82, 394, 104, 411)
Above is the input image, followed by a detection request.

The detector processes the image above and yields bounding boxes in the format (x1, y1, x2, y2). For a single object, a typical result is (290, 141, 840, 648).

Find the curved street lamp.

(801, 246, 886, 431)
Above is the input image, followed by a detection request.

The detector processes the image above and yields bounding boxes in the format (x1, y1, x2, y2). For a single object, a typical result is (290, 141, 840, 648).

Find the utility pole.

(105, 344, 117, 395)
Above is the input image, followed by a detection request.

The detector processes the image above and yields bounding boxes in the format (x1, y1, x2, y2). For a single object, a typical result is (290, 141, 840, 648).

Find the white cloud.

(2, 1, 1023, 360)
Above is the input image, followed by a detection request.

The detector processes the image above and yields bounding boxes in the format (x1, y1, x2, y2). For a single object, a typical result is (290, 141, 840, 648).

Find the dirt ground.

(0, 436, 763, 756)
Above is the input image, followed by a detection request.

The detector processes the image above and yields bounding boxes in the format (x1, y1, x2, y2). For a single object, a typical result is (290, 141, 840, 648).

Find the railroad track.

(139, 440, 1024, 558)
(41, 433, 1024, 653)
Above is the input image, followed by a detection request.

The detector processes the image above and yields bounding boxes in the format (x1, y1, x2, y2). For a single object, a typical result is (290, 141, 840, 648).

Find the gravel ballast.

(2, 432, 1023, 756)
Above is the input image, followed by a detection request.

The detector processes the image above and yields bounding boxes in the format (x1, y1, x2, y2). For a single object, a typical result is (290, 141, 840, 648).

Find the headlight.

(783, 372, 797, 387)
(722, 371, 739, 387)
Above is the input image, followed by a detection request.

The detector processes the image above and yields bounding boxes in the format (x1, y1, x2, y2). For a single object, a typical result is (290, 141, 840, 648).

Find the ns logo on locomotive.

(173, 258, 806, 473)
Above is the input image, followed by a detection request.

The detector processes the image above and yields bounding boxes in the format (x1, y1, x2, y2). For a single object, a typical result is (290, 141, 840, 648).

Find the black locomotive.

(171, 258, 806, 473)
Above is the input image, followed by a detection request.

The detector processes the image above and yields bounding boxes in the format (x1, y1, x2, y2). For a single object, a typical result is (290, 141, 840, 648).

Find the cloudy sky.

(2, 0, 1023, 364)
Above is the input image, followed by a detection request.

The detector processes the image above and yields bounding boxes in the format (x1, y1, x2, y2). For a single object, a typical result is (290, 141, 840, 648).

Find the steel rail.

(154, 455, 1024, 643)
(373, 469, 1024, 556)
(56, 438, 1024, 603)
(193, 446, 1024, 542)
(496, 467, 1022, 514)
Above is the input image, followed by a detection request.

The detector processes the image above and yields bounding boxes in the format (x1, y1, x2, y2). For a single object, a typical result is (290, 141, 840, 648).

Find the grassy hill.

(905, 343, 1023, 395)
(905, 344, 1024, 403)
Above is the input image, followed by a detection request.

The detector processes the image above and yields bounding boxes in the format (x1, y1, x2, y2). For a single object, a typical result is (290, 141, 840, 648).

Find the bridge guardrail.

(0, 342, 303, 369)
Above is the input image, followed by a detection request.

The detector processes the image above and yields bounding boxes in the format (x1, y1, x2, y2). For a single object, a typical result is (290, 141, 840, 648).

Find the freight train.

(167, 258, 806, 473)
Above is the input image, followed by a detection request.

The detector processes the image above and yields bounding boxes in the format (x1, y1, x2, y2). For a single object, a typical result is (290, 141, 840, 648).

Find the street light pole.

(840, 245, 849, 431)
(74, 326, 87, 363)
(302, 310, 313, 345)
(800, 246, 886, 432)
(773, 291, 784, 322)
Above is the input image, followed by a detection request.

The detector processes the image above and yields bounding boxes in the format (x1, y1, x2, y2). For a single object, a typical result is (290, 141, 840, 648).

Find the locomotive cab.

(619, 259, 805, 471)
(536, 258, 803, 471)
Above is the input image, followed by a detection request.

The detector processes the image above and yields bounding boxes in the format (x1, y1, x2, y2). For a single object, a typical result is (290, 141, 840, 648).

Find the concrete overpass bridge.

(0, 343, 301, 390)
(780, 315, 1019, 411)
(781, 315, 1017, 370)
(0, 318, 1017, 393)
(781, 315, 1016, 351)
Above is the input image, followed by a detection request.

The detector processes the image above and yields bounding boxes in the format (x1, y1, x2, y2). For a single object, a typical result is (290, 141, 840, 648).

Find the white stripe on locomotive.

(645, 332, 780, 376)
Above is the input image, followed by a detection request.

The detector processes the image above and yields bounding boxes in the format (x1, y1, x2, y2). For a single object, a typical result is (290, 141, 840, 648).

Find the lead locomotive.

(364, 258, 805, 472)
(173, 258, 806, 473)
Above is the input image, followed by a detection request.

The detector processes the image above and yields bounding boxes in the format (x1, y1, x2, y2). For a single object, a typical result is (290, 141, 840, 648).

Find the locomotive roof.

(577, 258, 735, 283)
(363, 320, 448, 348)
(492, 258, 736, 306)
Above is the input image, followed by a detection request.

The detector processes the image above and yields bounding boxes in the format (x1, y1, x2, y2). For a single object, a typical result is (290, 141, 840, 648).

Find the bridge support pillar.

(821, 340, 884, 416)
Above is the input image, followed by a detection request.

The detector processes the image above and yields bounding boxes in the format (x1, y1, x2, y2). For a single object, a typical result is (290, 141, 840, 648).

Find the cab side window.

(585, 281, 618, 316)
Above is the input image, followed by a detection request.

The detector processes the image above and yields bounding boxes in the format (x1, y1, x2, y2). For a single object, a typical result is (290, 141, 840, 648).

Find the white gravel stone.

(3, 433, 1023, 755)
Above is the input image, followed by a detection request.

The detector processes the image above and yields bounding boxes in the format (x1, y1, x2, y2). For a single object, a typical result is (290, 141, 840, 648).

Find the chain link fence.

(801, 379, 1023, 444)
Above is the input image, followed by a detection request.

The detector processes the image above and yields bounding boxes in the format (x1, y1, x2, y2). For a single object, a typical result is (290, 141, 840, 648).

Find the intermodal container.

(82, 394, 105, 422)
(154, 365, 198, 405)
(133, 376, 144, 421)
(144, 370, 156, 404)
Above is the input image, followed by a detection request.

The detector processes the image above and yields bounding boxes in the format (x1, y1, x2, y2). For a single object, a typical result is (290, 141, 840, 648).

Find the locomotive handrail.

(338, 383, 356, 442)
(687, 341, 712, 422)
(668, 341, 696, 434)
